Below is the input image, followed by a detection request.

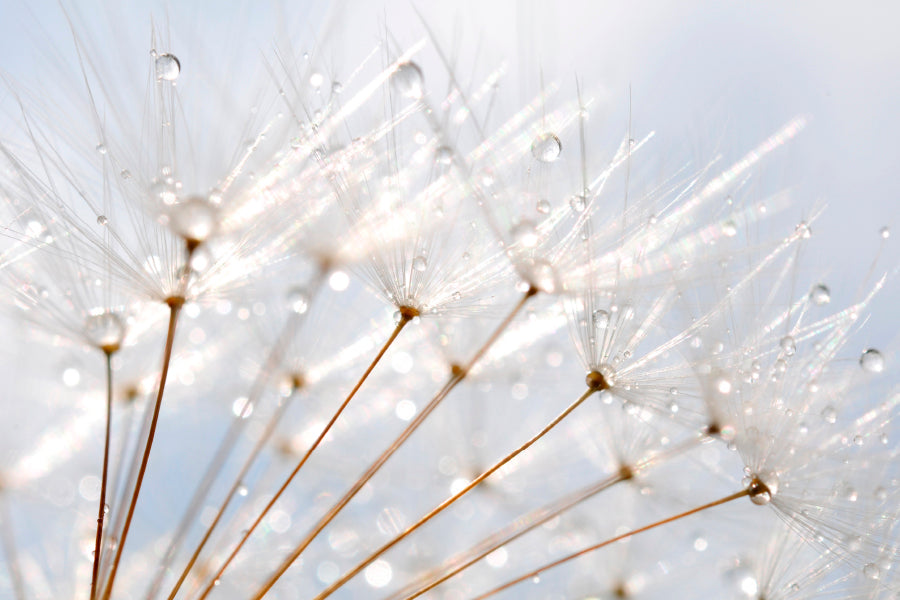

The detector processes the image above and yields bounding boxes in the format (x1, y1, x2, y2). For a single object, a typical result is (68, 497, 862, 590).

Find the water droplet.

(722, 220, 738, 237)
(309, 70, 324, 88)
(809, 284, 830, 305)
(95, 143, 107, 155)
(864, 563, 880, 580)
(170, 196, 217, 242)
(434, 145, 453, 165)
(530, 132, 561, 162)
(569, 194, 586, 213)
(451, 291, 462, 301)
(512, 220, 539, 248)
(238, 484, 248, 497)
(84, 313, 126, 349)
(97, 215, 108, 226)
(795, 221, 812, 239)
(880, 226, 891, 239)
(821, 406, 837, 424)
(120, 169, 131, 179)
(529, 259, 557, 294)
(592, 310, 609, 329)
(412, 256, 427, 272)
(391, 62, 424, 100)
(155, 53, 181, 81)
(780, 335, 796, 357)
(536, 199, 550, 214)
(287, 288, 309, 314)
(747, 475, 776, 505)
(860, 348, 885, 373)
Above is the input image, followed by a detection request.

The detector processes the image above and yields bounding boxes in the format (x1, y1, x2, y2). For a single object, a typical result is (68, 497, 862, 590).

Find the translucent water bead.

(530, 132, 561, 162)
(860, 349, 885, 373)
(286, 288, 309, 314)
(155, 53, 181, 81)
(391, 62, 424, 100)
(170, 196, 217, 243)
(808, 284, 830, 305)
(84, 312, 126, 351)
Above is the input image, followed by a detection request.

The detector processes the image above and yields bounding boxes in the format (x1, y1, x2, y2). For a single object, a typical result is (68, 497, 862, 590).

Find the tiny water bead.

(721, 220, 738, 237)
(155, 53, 181, 81)
(880, 225, 891, 239)
(391, 61, 424, 100)
(96, 215, 108, 226)
(859, 348, 885, 373)
(808, 284, 831, 305)
(434, 145, 453, 165)
(84, 312, 126, 350)
(530, 132, 562, 162)
(569, 194, 587, 213)
(779, 335, 796, 357)
(287, 288, 310, 314)
(536, 198, 550, 214)
(795, 220, 812, 239)
(412, 256, 427, 272)
(511, 220, 539, 248)
(863, 563, 881, 580)
(592, 309, 610, 329)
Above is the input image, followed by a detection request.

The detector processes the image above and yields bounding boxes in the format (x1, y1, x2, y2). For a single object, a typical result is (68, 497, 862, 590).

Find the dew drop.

(309, 70, 324, 88)
(592, 309, 610, 329)
(391, 62, 424, 100)
(84, 312, 126, 350)
(155, 53, 181, 81)
(880, 226, 891, 239)
(860, 348, 885, 373)
(809, 284, 830, 305)
(863, 563, 880, 580)
(536, 198, 550, 214)
(120, 169, 131, 179)
(286, 287, 310, 314)
(795, 221, 812, 239)
(721, 220, 738, 237)
(95, 143, 107, 155)
(529, 259, 557, 294)
(569, 194, 586, 213)
(512, 220, 539, 248)
(434, 145, 453, 165)
(747, 476, 774, 505)
(821, 406, 837, 424)
(530, 132, 562, 162)
(169, 196, 217, 243)
(97, 215, 109, 226)
(412, 256, 427, 272)
(238, 484, 248, 497)
(779, 335, 796, 357)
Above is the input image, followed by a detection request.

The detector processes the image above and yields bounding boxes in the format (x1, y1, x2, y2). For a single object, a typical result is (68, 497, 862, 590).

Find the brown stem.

(100, 299, 182, 600)
(0, 493, 25, 600)
(147, 308, 309, 600)
(395, 434, 709, 600)
(316, 384, 601, 599)
(90, 351, 114, 600)
(250, 287, 538, 600)
(196, 313, 415, 599)
(470, 488, 750, 600)
(165, 382, 302, 599)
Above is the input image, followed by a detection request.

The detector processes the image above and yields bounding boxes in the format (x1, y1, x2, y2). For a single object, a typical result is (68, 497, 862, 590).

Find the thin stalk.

(249, 287, 538, 600)
(196, 312, 415, 599)
(100, 300, 183, 600)
(0, 493, 25, 600)
(147, 308, 308, 600)
(165, 383, 302, 599)
(395, 434, 710, 600)
(470, 488, 750, 600)
(316, 384, 601, 599)
(90, 351, 115, 600)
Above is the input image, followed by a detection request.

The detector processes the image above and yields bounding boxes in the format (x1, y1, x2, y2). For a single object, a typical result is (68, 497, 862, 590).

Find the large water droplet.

(84, 312, 126, 350)
(155, 53, 181, 81)
(809, 284, 830, 305)
(721, 220, 738, 237)
(530, 132, 561, 162)
(391, 62, 424, 100)
(170, 196, 217, 243)
(863, 563, 881, 580)
(412, 256, 427, 272)
(860, 348, 885, 373)
(434, 145, 453, 166)
(592, 309, 609, 329)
